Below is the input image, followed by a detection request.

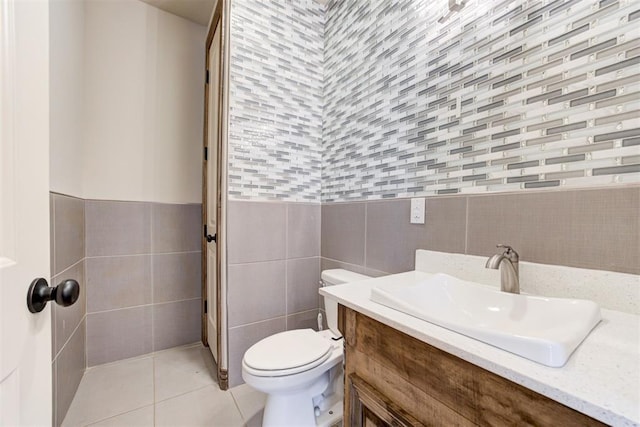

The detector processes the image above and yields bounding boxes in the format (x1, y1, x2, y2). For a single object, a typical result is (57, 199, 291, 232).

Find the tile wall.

(50, 193, 86, 427)
(321, 186, 640, 278)
(49, 194, 203, 425)
(228, 0, 324, 201)
(226, 201, 321, 387)
(323, 0, 640, 201)
(84, 200, 202, 366)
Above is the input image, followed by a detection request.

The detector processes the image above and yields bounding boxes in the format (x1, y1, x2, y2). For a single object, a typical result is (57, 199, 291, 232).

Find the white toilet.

(242, 269, 370, 427)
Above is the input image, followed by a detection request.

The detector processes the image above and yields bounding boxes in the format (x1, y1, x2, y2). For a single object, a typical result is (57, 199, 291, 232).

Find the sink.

(369, 273, 601, 367)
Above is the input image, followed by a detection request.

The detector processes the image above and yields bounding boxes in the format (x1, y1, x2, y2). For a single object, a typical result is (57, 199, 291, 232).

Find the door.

(202, 1, 228, 390)
(0, 0, 52, 425)
(205, 23, 221, 364)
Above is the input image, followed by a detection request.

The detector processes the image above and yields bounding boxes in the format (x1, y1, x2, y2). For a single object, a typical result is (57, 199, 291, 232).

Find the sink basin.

(370, 273, 601, 367)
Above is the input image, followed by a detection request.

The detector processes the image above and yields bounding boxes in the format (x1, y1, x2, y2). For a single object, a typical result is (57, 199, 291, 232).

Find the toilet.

(242, 269, 370, 427)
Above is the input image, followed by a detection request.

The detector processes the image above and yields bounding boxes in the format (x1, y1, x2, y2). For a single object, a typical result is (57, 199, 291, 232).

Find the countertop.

(320, 271, 640, 426)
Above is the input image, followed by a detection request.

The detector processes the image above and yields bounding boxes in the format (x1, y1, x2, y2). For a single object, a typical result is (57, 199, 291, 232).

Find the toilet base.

(315, 395, 342, 427)
(262, 372, 329, 427)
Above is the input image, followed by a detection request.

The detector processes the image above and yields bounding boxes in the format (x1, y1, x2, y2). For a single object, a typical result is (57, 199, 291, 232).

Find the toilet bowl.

(241, 269, 370, 427)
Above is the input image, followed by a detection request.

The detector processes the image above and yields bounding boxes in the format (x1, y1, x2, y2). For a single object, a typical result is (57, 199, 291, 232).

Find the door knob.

(27, 278, 80, 313)
(206, 233, 216, 243)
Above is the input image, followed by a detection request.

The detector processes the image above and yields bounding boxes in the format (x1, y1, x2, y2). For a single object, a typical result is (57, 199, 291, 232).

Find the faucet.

(485, 244, 520, 294)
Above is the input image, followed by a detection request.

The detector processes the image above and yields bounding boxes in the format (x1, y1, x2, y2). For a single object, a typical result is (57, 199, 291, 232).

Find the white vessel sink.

(370, 273, 601, 367)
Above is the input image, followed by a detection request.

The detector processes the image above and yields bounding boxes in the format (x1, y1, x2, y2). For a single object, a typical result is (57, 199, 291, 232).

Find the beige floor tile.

(230, 384, 266, 427)
(86, 405, 154, 427)
(61, 357, 154, 427)
(154, 344, 217, 402)
(154, 385, 244, 427)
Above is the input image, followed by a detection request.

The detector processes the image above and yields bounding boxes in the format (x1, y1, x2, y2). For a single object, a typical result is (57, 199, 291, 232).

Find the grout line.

(51, 195, 56, 279)
(150, 233, 156, 355)
(285, 204, 289, 330)
(153, 383, 212, 405)
(320, 256, 373, 274)
(80, 403, 154, 427)
(53, 313, 87, 362)
(85, 352, 154, 371)
(229, 389, 246, 422)
(151, 342, 201, 357)
(84, 265, 89, 371)
(152, 350, 157, 425)
(84, 251, 201, 260)
(464, 196, 470, 255)
(229, 315, 287, 330)
(87, 298, 201, 316)
(228, 258, 301, 267)
(52, 257, 84, 282)
(363, 202, 368, 269)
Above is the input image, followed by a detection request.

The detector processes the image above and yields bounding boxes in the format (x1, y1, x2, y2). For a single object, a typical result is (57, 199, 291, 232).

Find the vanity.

(320, 250, 640, 426)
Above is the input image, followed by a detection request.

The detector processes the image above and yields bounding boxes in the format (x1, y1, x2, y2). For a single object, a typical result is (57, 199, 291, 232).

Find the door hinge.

(204, 146, 208, 161)
(204, 300, 208, 314)
(204, 224, 216, 243)
(206, 69, 210, 84)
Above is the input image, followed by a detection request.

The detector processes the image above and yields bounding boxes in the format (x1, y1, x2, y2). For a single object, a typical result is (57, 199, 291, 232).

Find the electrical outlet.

(410, 197, 425, 224)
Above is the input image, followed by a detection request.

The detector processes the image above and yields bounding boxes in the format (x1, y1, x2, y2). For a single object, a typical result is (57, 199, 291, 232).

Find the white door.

(206, 22, 222, 365)
(0, 0, 52, 425)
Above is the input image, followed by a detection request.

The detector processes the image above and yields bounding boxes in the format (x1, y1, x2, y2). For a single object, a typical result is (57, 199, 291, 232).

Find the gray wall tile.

(82, 199, 202, 367)
(466, 187, 640, 275)
(228, 318, 286, 388)
(286, 257, 321, 314)
(54, 319, 86, 427)
(228, 201, 286, 263)
(287, 310, 320, 331)
(86, 255, 152, 313)
(319, 257, 370, 277)
(52, 260, 86, 358)
(321, 203, 366, 265)
(85, 200, 151, 256)
(365, 199, 424, 274)
(151, 203, 201, 253)
(152, 299, 201, 351)
(227, 260, 286, 327)
(53, 194, 85, 275)
(153, 252, 202, 303)
(86, 306, 152, 366)
(422, 196, 468, 254)
(320, 196, 467, 275)
(287, 203, 321, 258)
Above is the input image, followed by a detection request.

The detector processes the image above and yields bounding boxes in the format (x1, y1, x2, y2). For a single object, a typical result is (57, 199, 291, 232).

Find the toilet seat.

(243, 329, 333, 377)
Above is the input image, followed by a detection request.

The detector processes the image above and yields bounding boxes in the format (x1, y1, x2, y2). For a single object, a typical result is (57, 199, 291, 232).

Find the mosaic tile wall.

(323, 0, 640, 202)
(228, 0, 324, 201)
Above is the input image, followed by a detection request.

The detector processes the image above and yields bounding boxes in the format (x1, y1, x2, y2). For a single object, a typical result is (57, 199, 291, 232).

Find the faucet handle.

(496, 244, 519, 260)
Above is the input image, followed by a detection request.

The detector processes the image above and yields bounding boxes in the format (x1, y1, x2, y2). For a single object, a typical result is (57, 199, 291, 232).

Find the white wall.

(83, 0, 206, 204)
(50, 0, 85, 198)
(50, 0, 206, 204)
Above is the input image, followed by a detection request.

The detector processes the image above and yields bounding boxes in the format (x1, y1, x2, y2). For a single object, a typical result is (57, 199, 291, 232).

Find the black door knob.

(206, 233, 216, 243)
(27, 278, 80, 313)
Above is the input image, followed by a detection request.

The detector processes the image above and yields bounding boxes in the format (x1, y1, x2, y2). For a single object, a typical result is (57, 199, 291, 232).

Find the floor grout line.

(63, 344, 255, 427)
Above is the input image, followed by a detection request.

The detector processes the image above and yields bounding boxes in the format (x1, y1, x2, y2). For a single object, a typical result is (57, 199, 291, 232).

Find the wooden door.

(202, 0, 228, 389)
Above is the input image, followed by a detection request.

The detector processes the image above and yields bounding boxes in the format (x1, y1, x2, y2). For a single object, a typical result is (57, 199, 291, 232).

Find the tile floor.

(61, 344, 266, 427)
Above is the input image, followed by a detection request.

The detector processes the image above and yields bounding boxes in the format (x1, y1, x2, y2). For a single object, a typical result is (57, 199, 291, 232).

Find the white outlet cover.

(410, 197, 425, 224)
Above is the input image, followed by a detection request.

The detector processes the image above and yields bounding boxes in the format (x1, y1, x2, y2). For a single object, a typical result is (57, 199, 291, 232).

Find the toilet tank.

(321, 269, 370, 335)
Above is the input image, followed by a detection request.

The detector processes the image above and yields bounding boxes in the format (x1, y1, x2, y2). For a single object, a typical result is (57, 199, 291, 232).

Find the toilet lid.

(243, 329, 332, 372)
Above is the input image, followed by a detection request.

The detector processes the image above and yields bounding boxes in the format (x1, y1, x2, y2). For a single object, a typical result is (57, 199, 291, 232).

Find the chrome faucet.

(485, 244, 520, 294)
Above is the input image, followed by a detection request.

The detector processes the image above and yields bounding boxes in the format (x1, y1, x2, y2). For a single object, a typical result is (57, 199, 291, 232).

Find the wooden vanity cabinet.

(337, 305, 604, 427)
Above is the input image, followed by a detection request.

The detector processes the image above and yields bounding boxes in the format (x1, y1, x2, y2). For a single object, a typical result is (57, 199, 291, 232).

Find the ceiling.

(139, 0, 216, 26)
